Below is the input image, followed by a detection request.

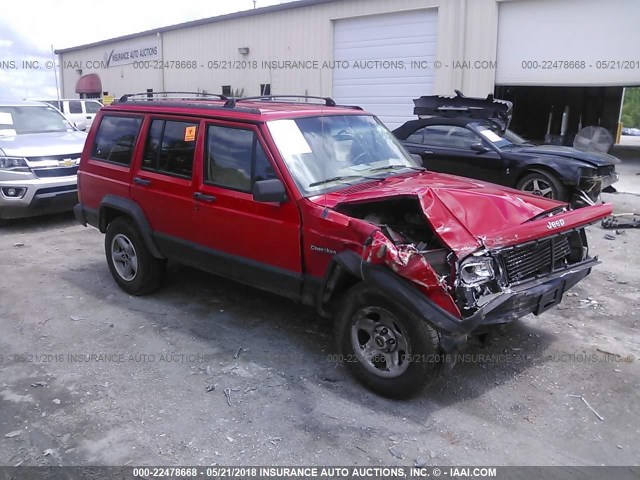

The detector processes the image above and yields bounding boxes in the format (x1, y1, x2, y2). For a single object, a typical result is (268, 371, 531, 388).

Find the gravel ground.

(0, 192, 638, 468)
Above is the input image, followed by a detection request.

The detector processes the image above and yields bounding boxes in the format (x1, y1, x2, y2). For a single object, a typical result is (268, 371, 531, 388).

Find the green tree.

(622, 87, 640, 128)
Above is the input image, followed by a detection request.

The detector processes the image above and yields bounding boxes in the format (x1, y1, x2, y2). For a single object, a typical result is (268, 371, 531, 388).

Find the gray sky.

(0, 0, 291, 99)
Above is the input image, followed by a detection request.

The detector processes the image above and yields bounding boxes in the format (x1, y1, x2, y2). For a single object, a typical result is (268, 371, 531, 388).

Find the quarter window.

(205, 125, 277, 191)
(91, 116, 142, 165)
(142, 119, 198, 178)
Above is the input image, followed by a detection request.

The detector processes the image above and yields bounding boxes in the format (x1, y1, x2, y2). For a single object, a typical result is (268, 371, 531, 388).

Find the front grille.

(26, 154, 81, 179)
(499, 234, 572, 284)
(32, 166, 78, 178)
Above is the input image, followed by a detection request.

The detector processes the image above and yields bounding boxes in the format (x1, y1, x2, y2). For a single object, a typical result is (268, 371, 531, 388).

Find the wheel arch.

(99, 195, 164, 259)
(318, 251, 467, 337)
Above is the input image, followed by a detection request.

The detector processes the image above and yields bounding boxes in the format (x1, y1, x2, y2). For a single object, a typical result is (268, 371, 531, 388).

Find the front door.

(193, 121, 302, 299)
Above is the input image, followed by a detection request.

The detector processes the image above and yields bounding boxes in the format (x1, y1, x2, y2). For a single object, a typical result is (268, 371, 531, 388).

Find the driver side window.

(424, 125, 479, 150)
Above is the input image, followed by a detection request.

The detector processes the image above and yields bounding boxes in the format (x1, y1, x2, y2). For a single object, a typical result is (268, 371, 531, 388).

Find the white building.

(56, 0, 640, 138)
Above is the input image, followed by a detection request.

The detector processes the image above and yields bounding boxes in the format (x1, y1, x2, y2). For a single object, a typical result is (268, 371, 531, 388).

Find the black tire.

(516, 171, 568, 202)
(105, 216, 165, 295)
(335, 283, 441, 398)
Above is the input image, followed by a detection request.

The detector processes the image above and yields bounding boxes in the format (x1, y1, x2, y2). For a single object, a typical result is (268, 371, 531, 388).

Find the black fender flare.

(99, 195, 164, 259)
(318, 251, 470, 337)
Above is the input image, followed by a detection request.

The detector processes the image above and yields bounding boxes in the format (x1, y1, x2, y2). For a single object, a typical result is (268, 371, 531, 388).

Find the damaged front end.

(329, 196, 607, 366)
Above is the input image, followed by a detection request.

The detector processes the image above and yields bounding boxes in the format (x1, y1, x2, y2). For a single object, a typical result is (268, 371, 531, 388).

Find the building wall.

(59, 0, 500, 100)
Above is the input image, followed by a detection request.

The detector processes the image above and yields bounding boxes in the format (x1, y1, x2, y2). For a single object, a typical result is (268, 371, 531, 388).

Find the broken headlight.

(460, 257, 495, 286)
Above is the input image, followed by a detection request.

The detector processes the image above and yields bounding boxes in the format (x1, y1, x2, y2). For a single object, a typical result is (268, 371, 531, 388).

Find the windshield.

(475, 121, 516, 150)
(267, 115, 421, 196)
(0, 105, 74, 135)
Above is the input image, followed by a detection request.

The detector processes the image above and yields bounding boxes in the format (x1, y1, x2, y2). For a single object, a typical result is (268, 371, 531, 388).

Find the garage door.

(332, 9, 438, 129)
(496, 0, 640, 86)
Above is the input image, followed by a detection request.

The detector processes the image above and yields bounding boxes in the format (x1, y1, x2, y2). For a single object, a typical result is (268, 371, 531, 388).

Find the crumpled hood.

(0, 131, 87, 158)
(312, 171, 611, 255)
(516, 145, 620, 167)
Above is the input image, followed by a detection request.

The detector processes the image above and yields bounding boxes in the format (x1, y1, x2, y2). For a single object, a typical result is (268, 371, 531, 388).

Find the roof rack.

(117, 91, 228, 103)
(413, 90, 513, 130)
(224, 95, 337, 108)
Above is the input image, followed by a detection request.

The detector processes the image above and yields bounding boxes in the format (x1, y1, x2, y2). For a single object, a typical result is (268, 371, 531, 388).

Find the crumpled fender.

(319, 231, 464, 335)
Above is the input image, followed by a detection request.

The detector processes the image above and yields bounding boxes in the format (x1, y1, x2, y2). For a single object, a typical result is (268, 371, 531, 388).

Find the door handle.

(193, 192, 216, 203)
(133, 177, 151, 186)
(86, 116, 91, 119)
(423, 150, 434, 155)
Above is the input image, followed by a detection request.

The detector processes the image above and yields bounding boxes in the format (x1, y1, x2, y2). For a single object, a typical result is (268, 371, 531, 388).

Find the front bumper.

(575, 172, 619, 204)
(0, 175, 78, 219)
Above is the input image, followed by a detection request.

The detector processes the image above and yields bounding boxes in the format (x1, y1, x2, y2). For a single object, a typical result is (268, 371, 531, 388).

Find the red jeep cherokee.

(75, 93, 612, 398)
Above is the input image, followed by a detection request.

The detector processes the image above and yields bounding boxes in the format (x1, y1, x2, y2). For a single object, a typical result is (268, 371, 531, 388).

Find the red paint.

(80, 100, 611, 320)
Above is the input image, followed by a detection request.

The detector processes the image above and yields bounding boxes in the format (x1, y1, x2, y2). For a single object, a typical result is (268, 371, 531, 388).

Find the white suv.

(38, 99, 103, 129)
(0, 101, 87, 220)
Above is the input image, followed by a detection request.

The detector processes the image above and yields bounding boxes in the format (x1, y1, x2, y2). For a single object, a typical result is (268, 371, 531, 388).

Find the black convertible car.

(392, 92, 619, 206)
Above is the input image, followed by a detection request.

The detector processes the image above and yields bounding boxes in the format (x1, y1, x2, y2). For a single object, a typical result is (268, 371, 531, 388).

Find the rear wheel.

(105, 217, 165, 295)
(335, 283, 441, 398)
(516, 171, 567, 201)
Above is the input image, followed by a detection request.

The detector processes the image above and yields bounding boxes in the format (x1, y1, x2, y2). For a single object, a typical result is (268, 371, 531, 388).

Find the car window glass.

(254, 142, 278, 183)
(424, 125, 478, 149)
(85, 102, 101, 114)
(205, 126, 254, 191)
(91, 116, 142, 165)
(142, 119, 197, 178)
(406, 127, 425, 143)
(69, 101, 83, 114)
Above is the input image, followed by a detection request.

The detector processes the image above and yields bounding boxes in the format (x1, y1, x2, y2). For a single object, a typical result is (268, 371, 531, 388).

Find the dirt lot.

(1, 190, 639, 467)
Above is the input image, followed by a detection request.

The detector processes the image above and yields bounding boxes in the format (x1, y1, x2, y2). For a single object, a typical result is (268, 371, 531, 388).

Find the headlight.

(460, 257, 495, 286)
(0, 156, 30, 172)
(579, 167, 597, 178)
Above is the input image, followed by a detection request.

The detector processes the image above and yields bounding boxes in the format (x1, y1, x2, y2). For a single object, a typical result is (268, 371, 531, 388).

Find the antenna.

(319, 62, 328, 214)
(253, 0, 256, 8)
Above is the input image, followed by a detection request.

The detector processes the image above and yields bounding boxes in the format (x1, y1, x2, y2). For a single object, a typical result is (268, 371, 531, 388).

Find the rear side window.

(91, 116, 142, 166)
(142, 119, 198, 179)
(68, 101, 83, 114)
(205, 125, 277, 192)
(85, 102, 101, 114)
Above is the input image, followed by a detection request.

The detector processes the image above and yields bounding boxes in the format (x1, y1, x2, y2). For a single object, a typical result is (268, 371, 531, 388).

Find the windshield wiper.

(308, 174, 378, 188)
(369, 165, 425, 173)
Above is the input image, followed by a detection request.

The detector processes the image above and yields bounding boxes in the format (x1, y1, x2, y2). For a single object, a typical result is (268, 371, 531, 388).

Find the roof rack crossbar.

(118, 91, 228, 103)
(224, 95, 337, 108)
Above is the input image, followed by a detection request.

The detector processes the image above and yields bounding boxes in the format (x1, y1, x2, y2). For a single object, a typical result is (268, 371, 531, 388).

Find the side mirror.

(75, 121, 87, 131)
(470, 143, 489, 153)
(253, 178, 287, 203)
(410, 153, 424, 166)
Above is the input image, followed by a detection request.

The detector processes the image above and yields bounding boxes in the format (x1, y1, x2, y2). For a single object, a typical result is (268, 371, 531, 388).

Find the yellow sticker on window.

(184, 126, 197, 142)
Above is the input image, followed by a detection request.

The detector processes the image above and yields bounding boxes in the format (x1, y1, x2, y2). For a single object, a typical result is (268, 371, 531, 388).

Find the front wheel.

(335, 283, 441, 398)
(516, 171, 567, 201)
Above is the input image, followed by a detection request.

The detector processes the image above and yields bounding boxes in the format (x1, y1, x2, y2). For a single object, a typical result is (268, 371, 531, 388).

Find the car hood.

(515, 145, 620, 168)
(311, 172, 612, 255)
(0, 131, 87, 157)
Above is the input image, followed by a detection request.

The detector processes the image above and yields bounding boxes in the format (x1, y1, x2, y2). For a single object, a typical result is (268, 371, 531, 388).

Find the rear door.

(192, 120, 302, 298)
(130, 116, 200, 252)
(83, 101, 102, 127)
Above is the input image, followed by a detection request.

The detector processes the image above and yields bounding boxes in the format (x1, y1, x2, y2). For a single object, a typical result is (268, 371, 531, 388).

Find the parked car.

(74, 92, 612, 398)
(392, 92, 619, 207)
(0, 100, 87, 220)
(33, 98, 103, 129)
(621, 126, 640, 136)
